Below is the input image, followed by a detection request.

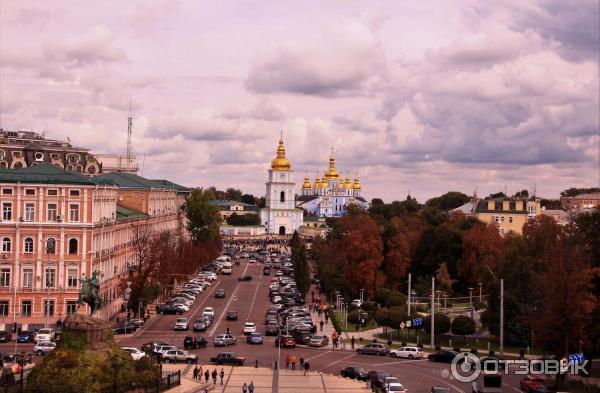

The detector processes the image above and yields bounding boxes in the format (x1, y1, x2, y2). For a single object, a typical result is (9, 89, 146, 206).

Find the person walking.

(299, 357, 304, 368)
(204, 369, 210, 383)
(303, 361, 310, 376)
(242, 382, 248, 393)
(351, 336, 355, 349)
(212, 368, 218, 384)
(249, 381, 255, 393)
(319, 320, 324, 332)
(324, 312, 329, 324)
(290, 354, 298, 370)
(220, 368, 225, 384)
(285, 354, 291, 369)
(193, 366, 199, 380)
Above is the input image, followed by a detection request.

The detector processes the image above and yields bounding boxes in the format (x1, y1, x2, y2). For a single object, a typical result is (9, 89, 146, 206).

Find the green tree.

(451, 315, 476, 343)
(373, 288, 406, 308)
(225, 188, 243, 201)
(290, 231, 310, 296)
(560, 187, 600, 197)
(185, 188, 222, 242)
(426, 192, 470, 210)
(423, 313, 451, 342)
(241, 194, 257, 205)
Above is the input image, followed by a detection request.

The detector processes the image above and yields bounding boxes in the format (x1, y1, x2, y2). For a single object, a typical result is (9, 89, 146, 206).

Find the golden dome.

(323, 153, 340, 180)
(270, 136, 291, 171)
(343, 176, 352, 189)
(302, 176, 312, 189)
(313, 177, 322, 189)
(321, 173, 329, 188)
(352, 175, 361, 190)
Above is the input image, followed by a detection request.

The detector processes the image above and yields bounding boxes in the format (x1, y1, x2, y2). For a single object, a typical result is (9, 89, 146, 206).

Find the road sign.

(400, 322, 406, 329)
(569, 353, 584, 364)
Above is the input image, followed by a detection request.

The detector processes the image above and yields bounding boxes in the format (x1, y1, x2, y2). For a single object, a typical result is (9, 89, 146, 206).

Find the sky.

(0, 0, 598, 202)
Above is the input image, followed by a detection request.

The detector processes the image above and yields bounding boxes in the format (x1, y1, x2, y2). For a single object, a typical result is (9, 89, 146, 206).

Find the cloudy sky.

(1, 1, 598, 202)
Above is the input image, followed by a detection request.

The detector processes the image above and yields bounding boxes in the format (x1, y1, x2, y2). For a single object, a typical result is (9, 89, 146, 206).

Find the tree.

(426, 192, 470, 211)
(382, 215, 426, 289)
(412, 223, 463, 280)
(241, 194, 257, 205)
(224, 188, 243, 201)
(458, 223, 505, 288)
(290, 231, 310, 296)
(451, 315, 476, 343)
(514, 189, 529, 198)
(560, 187, 600, 197)
(436, 263, 456, 295)
(423, 313, 451, 342)
(373, 288, 406, 308)
(185, 188, 222, 242)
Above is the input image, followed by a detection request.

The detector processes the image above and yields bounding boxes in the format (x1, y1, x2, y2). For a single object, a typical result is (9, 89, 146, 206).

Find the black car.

(113, 324, 137, 335)
(215, 289, 226, 298)
(292, 330, 312, 345)
(238, 275, 253, 281)
(0, 352, 15, 363)
(141, 341, 170, 353)
(265, 324, 279, 336)
(193, 318, 208, 332)
(366, 371, 391, 390)
(184, 336, 208, 349)
(156, 304, 182, 315)
(0, 331, 12, 343)
(226, 311, 238, 321)
(428, 350, 458, 363)
(340, 367, 368, 381)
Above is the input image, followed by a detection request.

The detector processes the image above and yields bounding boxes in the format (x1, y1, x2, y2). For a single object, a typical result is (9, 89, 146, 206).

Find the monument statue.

(78, 271, 103, 315)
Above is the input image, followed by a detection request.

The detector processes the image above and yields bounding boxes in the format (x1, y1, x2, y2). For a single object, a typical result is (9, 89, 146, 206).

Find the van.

(222, 261, 233, 275)
(217, 255, 231, 262)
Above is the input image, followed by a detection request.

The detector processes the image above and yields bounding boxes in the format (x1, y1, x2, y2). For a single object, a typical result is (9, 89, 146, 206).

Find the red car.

(520, 376, 547, 392)
(275, 335, 296, 348)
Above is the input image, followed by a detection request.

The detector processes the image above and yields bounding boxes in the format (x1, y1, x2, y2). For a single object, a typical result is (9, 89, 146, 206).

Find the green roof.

(116, 204, 148, 220)
(209, 200, 257, 208)
(0, 164, 113, 185)
(151, 179, 192, 193)
(96, 172, 166, 189)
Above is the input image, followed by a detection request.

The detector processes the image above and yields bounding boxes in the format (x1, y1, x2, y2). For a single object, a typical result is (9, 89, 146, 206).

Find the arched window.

(280, 191, 285, 203)
(24, 237, 34, 253)
(2, 238, 10, 253)
(46, 238, 56, 254)
(13, 162, 23, 169)
(68, 238, 78, 254)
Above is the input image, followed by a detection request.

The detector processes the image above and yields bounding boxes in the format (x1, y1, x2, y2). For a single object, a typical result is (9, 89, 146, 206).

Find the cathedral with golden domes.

(260, 136, 367, 234)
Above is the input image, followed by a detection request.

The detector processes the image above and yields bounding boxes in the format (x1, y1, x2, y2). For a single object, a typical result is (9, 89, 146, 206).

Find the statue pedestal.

(63, 314, 111, 350)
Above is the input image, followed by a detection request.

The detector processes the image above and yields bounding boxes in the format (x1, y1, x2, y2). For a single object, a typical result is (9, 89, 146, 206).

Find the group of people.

(284, 354, 311, 375)
(192, 366, 225, 385)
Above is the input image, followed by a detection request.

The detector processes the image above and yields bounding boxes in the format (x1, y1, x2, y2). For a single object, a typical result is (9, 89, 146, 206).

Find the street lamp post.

(468, 287, 474, 320)
(359, 289, 365, 303)
(478, 282, 483, 303)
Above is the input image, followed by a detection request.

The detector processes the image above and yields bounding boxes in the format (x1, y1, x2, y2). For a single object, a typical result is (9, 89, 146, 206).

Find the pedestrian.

(242, 382, 248, 393)
(303, 361, 310, 376)
(249, 381, 255, 393)
(220, 368, 225, 384)
(290, 354, 298, 370)
(351, 336, 355, 349)
(226, 327, 230, 335)
(325, 312, 329, 324)
(204, 370, 210, 383)
(319, 320, 324, 332)
(332, 331, 337, 343)
(285, 354, 290, 369)
(212, 368, 218, 384)
(193, 366, 199, 380)
(300, 357, 304, 368)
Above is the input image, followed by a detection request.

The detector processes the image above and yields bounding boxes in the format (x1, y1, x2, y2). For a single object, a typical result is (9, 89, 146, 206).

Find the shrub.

(401, 342, 407, 347)
(348, 310, 360, 324)
(470, 348, 478, 355)
(453, 346, 461, 352)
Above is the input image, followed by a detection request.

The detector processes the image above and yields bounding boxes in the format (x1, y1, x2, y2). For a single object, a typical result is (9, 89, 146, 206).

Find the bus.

(222, 261, 233, 275)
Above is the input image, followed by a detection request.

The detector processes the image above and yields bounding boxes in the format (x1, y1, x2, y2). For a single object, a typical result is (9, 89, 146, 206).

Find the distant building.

(94, 154, 138, 174)
(474, 196, 541, 236)
(209, 200, 259, 219)
(560, 193, 600, 211)
(0, 129, 101, 175)
(298, 216, 329, 238)
(541, 209, 570, 226)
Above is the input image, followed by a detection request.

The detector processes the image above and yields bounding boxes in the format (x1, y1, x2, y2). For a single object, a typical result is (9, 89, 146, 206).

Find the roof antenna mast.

(127, 100, 134, 165)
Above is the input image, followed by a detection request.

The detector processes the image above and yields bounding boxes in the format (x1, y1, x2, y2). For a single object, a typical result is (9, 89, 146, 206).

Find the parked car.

(193, 318, 208, 332)
(213, 334, 236, 346)
(243, 322, 256, 335)
(203, 307, 215, 318)
(215, 289, 226, 298)
(428, 350, 458, 363)
(226, 311, 238, 321)
(122, 347, 146, 360)
(366, 371, 392, 390)
(17, 331, 35, 343)
(174, 318, 189, 331)
(34, 328, 55, 342)
(265, 323, 279, 336)
(390, 346, 423, 359)
(210, 352, 245, 366)
(356, 343, 390, 356)
(113, 323, 137, 334)
(309, 335, 329, 347)
(156, 304, 182, 315)
(162, 349, 198, 364)
(184, 336, 207, 349)
(520, 376, 548, 392)
(0, 331, 12, 343)
(340, 367, 368, 380)
(387, 383, 408, 393)
(141, 341, 169, 353)
(154, 345, 178, 356)
(246, 333, 264, 345)
(238, 275, 253, 281)
(275, 335, 296, 348)
(33, 341, 57, 356)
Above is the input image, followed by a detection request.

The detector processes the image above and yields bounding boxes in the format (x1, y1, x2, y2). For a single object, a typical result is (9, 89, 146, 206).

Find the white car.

(174, 318, 189, 331)
(34, 328, 55, 342)
(122, 347, 146, 360)
(390, 346, 423, 359)
(33, 341, 56, 355)
(243, 322, 256, 335)
(387, 383, 407, 393)
(203, 307, 215, 319)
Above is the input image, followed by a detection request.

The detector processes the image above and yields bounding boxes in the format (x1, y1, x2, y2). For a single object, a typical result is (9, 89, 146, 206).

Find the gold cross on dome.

(330, 146, 334, 156)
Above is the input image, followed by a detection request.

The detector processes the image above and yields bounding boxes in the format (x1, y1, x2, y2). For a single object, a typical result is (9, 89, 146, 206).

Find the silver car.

(213, 334, 236, 346)
(33, 341, 56, 355)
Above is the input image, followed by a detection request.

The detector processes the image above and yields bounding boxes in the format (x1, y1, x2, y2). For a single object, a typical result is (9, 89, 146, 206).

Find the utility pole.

(500, 278, 504, 356)
(430, 277, 435, 349)
(407, 273, 411, 316)
(478, 282, 483, 303)
(469, 287, 474, 320)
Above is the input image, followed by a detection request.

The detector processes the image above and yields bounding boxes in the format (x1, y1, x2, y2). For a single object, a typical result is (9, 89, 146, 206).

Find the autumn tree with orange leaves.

(458, 222, 505, 287)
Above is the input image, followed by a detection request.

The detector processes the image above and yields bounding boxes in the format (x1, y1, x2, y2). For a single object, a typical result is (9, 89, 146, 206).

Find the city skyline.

(1, 1, 598, 202)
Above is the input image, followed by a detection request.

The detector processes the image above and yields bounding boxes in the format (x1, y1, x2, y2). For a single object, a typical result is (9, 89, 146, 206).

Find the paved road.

(1, 259, 524, 393)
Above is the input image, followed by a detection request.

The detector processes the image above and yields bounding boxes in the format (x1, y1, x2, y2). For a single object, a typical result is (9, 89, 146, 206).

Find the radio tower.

(127, 101, 134, 165)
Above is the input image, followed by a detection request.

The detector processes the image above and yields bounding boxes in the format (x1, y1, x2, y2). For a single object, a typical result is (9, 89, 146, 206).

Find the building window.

(2, 189, 12, 195)
(21, 300, 32, 317)
(500, 216, 505, 223)
(45, 268, 56, 288)
(68, 239, 78, 254)
(24, 237, 34, 253)
(66, 301, 78, 315)
(494, 216, 499, 223)
(46, 238, 56, 254)
(0, 301, 8, 316)
(70, 189, 80, 196)
(25, 203, 35, 222)
(2, 203, 12, 220)
(47, 189, 58, 196)
(22, 268, 33, 288)
(509, 216, 513, 223)
(2, 237, 10, 253)
(25, 189, 35, 196)
(43, 300, 55, 317)
(69, 204, 79, 222)
(280, 191, 285, 203)
(67, 269, 78, 288)
(0, 268, 9, 287)
(47, 203, 57, 221)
